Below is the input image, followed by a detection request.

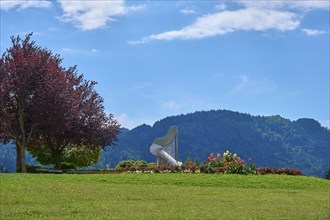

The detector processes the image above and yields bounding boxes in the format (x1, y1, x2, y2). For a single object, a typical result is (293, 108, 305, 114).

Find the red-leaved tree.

(0, 33, 120, 172)
(32, 69, 121, 169)
(0, 34, 64, 172)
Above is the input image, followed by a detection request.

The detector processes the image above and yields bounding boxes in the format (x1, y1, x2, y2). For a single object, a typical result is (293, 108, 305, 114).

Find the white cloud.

(19, 31, 43, 36)
(180, 8, 197, 15)
(160, 98, 207, 112)
(60, 47, 100, 55)
(0, 0, 52, 11)
(60, 48, 73, 53)
(237, 0, 330, 11)
(127, 39, 149, 45)
(228, 75, 278, 97)
(161, 100, 182, 111)
(133, 8, 299, 43)
(58, 0, 126, 31)
(48, 27, 57, 32)
(228, 75, 249, 96)
(215, 3, 226, 11)
(127, 4, 146, 12)
(129, 0, 328, 44)
(291, 0, 330, 10)
(302, 28, 327, 36)
(58, 0, 144, 31)
(116, 113, 153, 129)
(128, 82, 151, 90)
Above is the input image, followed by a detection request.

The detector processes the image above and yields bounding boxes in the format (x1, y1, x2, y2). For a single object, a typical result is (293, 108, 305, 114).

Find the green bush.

(28, 146, 101, 169)
(115, 160, 149, 170)
(146, 162, 157, 170)
(115, 160, 134, 170)
(60, 162, 76, 171)
(26, 164, 43, 173)
(134, 160, 148, 168)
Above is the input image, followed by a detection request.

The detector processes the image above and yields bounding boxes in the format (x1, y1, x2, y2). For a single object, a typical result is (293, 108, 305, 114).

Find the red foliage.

(256, 167, 274, 175)
(0, 33, 65, 172)
(257, 167, 302, 176)
(0, 33, 120, 171)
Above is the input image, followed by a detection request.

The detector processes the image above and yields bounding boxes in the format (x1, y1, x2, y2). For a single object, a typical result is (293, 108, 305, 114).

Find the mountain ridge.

(96, 109, 329, 177)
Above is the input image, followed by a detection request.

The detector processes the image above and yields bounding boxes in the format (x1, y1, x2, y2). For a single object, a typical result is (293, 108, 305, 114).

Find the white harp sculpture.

(150, 126, 182, 167)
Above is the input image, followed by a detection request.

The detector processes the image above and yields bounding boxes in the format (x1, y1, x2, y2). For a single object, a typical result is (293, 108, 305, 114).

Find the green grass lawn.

(0, 173, 329, 219)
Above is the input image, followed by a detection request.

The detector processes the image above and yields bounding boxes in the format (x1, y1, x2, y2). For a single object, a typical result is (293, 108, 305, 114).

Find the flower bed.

(113, 150, 302, 176)
(199, 151, 257, 174)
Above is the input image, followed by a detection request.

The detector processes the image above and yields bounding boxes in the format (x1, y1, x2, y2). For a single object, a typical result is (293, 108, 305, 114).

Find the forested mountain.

(94, 110, 329, 177)
(0, 143, 38, 173)
(1, 109, 329, 177)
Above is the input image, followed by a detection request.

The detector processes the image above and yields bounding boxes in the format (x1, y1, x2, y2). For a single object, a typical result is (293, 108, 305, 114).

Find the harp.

(150, 126, 182, 167)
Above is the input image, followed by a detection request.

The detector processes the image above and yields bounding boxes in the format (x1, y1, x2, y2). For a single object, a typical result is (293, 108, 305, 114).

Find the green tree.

(29, 145, 101, 169)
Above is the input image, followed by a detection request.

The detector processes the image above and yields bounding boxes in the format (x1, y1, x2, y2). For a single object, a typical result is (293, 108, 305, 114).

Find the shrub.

(26, 164, 43, 173)
(147, 163, 157, 170)
(60, 162, 76, 171)
(115, 160, 151, 171)
(115, 160, 135, 170)
(256, 167, 274, 175)
(257, 167, 302, 176)
(275, 168, 302, 176)
(134, 160, 148, 168)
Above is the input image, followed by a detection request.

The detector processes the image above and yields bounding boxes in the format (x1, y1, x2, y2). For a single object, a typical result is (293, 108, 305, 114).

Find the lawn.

(0, 173, 329, 219)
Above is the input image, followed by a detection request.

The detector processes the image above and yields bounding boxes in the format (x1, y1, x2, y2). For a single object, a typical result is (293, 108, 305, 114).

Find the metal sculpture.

(150, 126, 182, 167)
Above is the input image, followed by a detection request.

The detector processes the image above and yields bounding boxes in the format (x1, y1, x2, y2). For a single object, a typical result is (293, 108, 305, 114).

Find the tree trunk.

(16, 145, 22, 173)
(49, 141, 63, 170)
(54, 152, 62, 170)
(20, 145, 26, 173)
(17, 102, 27, 173)
(16, 144, 26, 173)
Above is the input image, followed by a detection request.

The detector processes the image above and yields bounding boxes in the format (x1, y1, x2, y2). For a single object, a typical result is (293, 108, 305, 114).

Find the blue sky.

(1, 0, 329, 129)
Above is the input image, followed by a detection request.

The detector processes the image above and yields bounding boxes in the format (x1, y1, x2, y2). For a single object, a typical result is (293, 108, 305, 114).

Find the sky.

(0, 0, 329, 129)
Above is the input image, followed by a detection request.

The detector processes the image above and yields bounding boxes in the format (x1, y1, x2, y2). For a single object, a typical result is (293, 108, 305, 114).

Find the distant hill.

(0, 143, 38, 173)
(94, 110, 329, 177)
(1, 109, 329, 177)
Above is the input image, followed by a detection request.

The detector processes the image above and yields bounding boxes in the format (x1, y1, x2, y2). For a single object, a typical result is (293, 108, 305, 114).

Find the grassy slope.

(0, 174, 329, 219)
